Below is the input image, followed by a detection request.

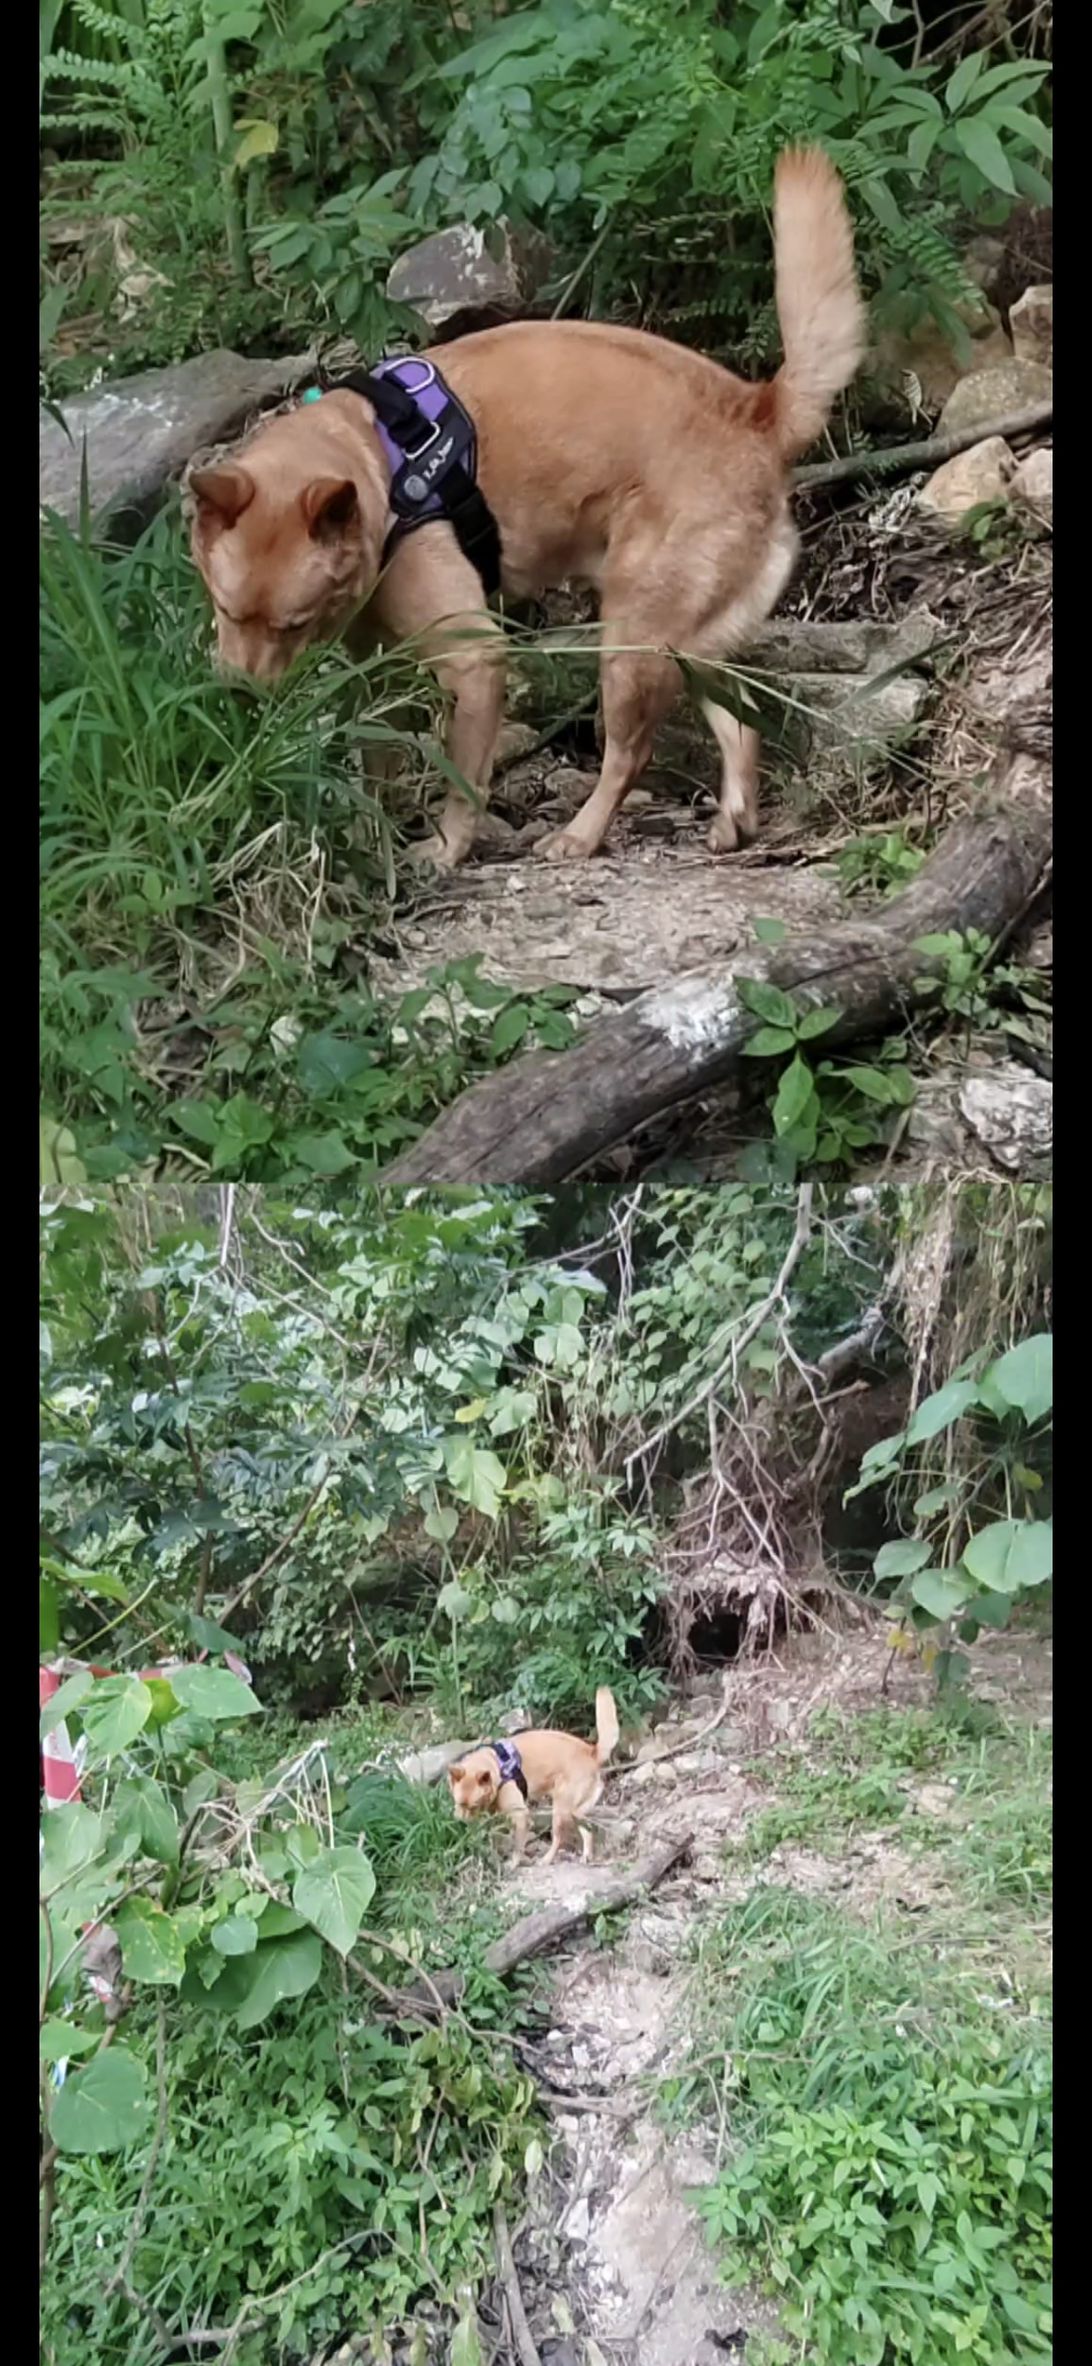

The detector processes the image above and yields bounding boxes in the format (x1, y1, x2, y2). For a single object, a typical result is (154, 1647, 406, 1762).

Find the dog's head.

(447, 1751, 501, 1820)
(187, 399, 389, 682)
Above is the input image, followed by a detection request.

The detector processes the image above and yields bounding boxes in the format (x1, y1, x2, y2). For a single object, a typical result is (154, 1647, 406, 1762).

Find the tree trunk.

(383, 772, 1050, 1186)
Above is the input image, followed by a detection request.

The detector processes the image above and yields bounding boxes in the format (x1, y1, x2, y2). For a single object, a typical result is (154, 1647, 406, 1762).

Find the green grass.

(666, 1697, 1052, 2366)
(40, 510, 581, 1185)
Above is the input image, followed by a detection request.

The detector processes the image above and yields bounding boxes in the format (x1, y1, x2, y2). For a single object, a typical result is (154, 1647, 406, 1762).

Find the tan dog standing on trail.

(189, 149, 863, 868)
(446, 1688, 619, 1864)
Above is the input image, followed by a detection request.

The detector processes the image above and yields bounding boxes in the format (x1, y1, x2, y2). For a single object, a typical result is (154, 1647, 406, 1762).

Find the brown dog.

(447, 1688, 619, 1864)
(189, 149, 862, 867)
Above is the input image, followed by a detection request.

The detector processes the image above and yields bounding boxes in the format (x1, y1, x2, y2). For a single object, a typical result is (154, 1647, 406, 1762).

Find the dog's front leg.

(372, 528, 505, 869)
(426, 636, 505, 867)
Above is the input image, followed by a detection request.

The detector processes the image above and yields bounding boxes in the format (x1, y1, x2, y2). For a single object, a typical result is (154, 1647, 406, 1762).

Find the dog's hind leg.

(702, 701, 760, 852)
(543, 1801, 578, 1866)
(539, 641, 680, 862)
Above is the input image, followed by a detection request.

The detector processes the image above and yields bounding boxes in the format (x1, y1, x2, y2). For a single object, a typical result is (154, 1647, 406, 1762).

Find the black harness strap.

(322, 363, 503, 599)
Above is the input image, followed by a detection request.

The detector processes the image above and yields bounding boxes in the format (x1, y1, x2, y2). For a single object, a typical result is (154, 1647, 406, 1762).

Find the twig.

(793, 402, 1052, 493)
(613, 1671, 733, 1772)
(217, 1457, 340, 1623)
(493, 2204, 543, 2366)
(625, 1184, 813, 1479)
(550, 218, 613, 318)
(107, 1997, 169, 2296)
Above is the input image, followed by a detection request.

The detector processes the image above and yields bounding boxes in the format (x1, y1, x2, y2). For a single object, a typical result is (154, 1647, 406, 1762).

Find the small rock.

(1009, 284, 1053, 368)
(387, 218, 552, 330)
(962, 234, 1007, 302)
(918, 436, 1014, 521)
(495, 721, 541, 763)
(914, 1783, 957, 1818)
(959, 1068, 1052, 1176)
(1010, 446, 1053, 523)
(392, 1742, 469, 1785)
(867, 299, 1011, 416)
(938, 357, 1052, 436)
(629, 1761, 659, 1788)
(565, 2196, 591, 2243)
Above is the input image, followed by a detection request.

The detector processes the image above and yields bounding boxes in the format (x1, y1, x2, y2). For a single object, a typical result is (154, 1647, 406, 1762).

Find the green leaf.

(874, 1539, 932, 1580)
(233, 1932, 323, 2030)
(752, 915, 788, 945)
(40, 1804, 105, 1893)
(424, 1505, 459, 1544)
(842, 1066, 895, 1104)
(437, 1579, 472, 1620)
(962, 1519, 1052, 1594)
(114, 1776, 179, 1866)
(443, 1434, 508, 1518)
(741, 1025, 796, 1058)
(911, 1570, 971, 1621)
(290, 1131, 356, 1176)
(81, 1676, 153, 1761)
(167, 1666, 261, 1721)
(954, 114, 1016, 194)
(450, 2308, 483, 2366)
(945, 50, 985, 112)
(796, 1006, 841, 1042)
(773, 1055, 815, 1136)
(984, 1334, 1052, 1425)
(491, 1002, 531, 1055)
(40, 1672, 94, 1738)
(40, 2019, 100, 2065)
(49, 2046, 151, 2155)
(905, 1378, 981, 1444)
(116, 1899, 187, 1986)
(293, 1845, 377, 1957)
(40, 1578, 60, 1656)
(738, 979, 798, 1030)
(211, 1914, 259, 1958)
(233, 116, 278, 169)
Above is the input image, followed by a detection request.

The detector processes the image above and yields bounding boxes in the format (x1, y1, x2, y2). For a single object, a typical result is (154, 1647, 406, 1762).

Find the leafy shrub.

(850, 1332, 1052, 1681)
(39, 1655, 534, 2361)
(689, 1888, 1052, 2366)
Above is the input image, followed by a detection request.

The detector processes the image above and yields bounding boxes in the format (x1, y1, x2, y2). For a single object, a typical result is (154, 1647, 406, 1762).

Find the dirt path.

(483, 1627, 1052, 2366)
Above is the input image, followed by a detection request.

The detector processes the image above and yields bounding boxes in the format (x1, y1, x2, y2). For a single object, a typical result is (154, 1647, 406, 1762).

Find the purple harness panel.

(490, 1739, 526, 1792)
(368, 356, 455, 522)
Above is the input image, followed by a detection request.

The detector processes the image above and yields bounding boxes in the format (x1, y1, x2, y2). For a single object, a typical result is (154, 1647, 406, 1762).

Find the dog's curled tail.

(769, 147, 865, 462)
(594, 1687, 620, 1766)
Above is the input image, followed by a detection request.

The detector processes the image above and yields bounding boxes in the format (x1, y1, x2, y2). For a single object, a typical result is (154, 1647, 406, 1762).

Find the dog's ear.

(189, 463, 255, 528)
(302, 477, 359, 539)
(447, 1764, 464, 1785)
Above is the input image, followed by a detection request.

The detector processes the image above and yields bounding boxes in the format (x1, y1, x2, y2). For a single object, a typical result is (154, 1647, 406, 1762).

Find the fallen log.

(400, 1831, 693, 2007)
(382, 775, 1051, 1185)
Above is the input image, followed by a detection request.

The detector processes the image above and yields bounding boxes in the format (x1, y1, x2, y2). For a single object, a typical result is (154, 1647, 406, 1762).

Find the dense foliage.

(40, 1179, 1051, 2358)
(41, 2, 1051, 388)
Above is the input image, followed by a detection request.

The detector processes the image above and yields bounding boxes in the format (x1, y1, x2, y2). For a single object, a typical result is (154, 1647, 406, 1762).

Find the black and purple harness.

(488, 1738, 528, 1800)
(304, 354, 502, 596)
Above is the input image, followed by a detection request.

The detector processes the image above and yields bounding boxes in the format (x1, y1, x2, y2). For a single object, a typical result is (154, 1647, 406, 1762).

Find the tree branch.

(793, 402, 1052, 493)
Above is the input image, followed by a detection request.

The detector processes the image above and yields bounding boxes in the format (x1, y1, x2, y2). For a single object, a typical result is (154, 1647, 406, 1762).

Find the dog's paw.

(404, 831, 469, 871)
(536, 825, 600, 863)
(707, 811, 740, 854)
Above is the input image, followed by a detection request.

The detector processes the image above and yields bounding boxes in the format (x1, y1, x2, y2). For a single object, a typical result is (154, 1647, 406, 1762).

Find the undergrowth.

(666, 1698, 1052, 2365)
